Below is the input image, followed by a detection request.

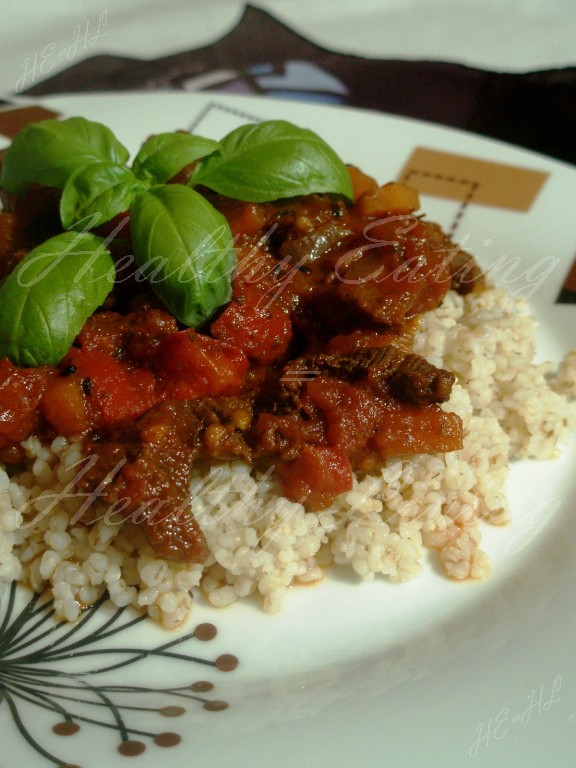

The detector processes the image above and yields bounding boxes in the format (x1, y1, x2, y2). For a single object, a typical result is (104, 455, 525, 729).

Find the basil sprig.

(0, 232, 114, 367)
(0, 117, 129, 196)
(60, 163, 149, 230)
(132, 132, 220, 184)
(0, 115, 353, 367)
(191, 120, 354, 201)
(131, 185, 235, 328)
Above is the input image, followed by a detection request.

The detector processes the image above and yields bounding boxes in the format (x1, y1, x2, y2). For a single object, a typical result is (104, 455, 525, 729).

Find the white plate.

(1, 92, 575, 768)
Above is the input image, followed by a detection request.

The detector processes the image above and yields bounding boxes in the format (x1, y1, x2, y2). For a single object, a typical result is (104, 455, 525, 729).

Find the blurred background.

(1, 0, 575, 162)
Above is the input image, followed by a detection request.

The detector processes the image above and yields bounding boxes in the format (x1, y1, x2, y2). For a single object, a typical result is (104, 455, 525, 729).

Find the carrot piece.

(41, 376, 91, 436)
(355, 182, 420, 216)
(347, 165, 378, 201)
(373, 408, 463, 457)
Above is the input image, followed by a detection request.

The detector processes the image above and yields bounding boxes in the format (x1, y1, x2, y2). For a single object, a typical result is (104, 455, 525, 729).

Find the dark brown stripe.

(0, 105, 59, 137)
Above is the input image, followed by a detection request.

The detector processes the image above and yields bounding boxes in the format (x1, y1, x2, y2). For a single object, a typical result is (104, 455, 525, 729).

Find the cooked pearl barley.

(139, 559, 171, 587)
(39, 551, 64, 580)
(44, 531, 72, 551)
(8, 484, 30, 510)
(108, 580, 137, 607)
(207, 585, 237, 607)
(0, 286, 573, 627)
(0, 509, 22, 531)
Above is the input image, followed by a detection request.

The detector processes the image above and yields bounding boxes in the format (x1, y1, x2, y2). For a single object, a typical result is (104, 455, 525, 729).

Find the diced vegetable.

(41, 376, 92, 436)
(305, 377, 385, 454)
(154, 330, 248, 399)
(355, 182, 420, 216)
(373, 408, 463, 457)
(57, 349, 158, 429)
(0, 359, 54, 447)
(346, 165, 378, 201)
(211, 281, 293, 362)
(278, 445, 353, 508)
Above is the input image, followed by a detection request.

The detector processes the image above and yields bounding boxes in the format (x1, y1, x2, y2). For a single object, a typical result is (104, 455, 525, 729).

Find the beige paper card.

(398, 147, 548, 211)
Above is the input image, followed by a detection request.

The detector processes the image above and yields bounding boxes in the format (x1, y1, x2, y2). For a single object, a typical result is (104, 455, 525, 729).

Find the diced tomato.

(278, 444, 353, 508)
(154, 330, 248, 400)
(77, 307, 179, 363)
(211, 281, 292, 362)
(76, 311, 127, 357)
(0, 358, 54, 447)
(305, 377, 385, 456)
(373, 407, 463, 457)
(56, 349, 158, 429)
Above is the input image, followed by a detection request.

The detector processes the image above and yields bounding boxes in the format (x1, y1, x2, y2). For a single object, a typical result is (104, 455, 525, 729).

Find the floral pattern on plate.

(0, 582, 238, 767)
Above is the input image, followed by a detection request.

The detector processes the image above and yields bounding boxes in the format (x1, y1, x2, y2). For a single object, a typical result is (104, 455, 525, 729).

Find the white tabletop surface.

(1, 0, 575, 100)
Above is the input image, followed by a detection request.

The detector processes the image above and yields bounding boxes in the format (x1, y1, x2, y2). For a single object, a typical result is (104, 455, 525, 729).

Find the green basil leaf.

(0, 117, 130, 196)
(131, 185, 236, 327)
(190, 120, 353, 202)
(60, 162, 148, 230)
(132, 132, 220, 184)
(0, 232, 115, 367)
